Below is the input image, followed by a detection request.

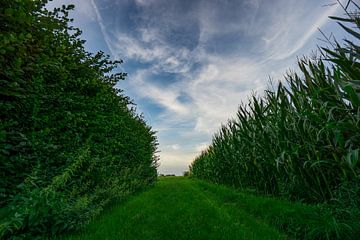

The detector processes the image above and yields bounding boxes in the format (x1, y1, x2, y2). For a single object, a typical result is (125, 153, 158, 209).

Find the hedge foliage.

(0, 1, 158, 239)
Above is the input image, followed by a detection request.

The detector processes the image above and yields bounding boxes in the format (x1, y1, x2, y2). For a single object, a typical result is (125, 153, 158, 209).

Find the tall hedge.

(0, 1, 158, 239)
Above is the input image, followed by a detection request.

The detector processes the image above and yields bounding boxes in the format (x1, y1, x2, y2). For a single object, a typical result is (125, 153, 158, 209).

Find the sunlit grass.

(57, 177, 355, 240)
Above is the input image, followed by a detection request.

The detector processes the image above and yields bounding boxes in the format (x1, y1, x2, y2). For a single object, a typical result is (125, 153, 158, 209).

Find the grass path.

(61, 177, 289, 240)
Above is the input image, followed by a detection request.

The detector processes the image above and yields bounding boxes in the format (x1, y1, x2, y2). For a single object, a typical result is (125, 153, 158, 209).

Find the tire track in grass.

(189, 180, 287, 240)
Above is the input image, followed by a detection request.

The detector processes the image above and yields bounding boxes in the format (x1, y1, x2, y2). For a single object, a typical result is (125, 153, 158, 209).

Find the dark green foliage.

(0, 0, 158, 239)
(190, 3, 359, 238)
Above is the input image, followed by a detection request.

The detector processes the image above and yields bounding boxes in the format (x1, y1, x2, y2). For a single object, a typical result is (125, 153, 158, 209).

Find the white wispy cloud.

(171, 144, 180, 150)
(113, 32, 193, 74)
(263, 2, 340, 60)
(90, 0, 118, 58)
(130, 70, 190, 115)
(70, 0, 344, 175)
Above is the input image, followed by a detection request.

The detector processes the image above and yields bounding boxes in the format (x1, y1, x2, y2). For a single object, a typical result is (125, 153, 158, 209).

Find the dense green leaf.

(0, 0, 158, 239)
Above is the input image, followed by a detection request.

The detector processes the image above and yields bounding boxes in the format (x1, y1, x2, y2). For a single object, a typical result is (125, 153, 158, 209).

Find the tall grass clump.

(0, 1, 158, 239)
(190, 2, 359, 237)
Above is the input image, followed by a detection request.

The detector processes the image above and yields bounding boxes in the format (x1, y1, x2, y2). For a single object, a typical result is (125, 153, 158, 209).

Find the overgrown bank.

(190, 2, 360, 239)
(0, 1, 158, 239)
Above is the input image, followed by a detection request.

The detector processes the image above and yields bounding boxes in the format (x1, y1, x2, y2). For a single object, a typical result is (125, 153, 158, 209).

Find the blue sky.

(49, 0, 347, 175)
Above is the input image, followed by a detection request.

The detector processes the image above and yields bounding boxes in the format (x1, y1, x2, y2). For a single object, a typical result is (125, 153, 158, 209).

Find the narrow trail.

(62, 177, 287, 240)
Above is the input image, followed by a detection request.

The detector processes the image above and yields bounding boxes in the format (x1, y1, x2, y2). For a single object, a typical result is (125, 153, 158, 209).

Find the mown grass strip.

(59, 177, 352, 240)
(59, 177, 286, 240)
(193, 179, 353, 239)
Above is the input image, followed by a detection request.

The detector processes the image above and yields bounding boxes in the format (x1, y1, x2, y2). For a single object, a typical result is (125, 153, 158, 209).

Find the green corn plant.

(190, 1, 359, 206)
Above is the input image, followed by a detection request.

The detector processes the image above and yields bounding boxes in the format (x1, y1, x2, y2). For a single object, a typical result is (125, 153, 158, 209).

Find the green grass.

(57, 177, 347, 240)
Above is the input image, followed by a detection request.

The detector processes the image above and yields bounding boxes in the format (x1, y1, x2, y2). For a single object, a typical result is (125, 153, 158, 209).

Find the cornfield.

(190, 2, 360, 204)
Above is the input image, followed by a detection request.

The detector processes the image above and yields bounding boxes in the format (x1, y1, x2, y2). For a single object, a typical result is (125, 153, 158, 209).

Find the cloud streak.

(265, 2, 340, 60)
(90, 0, 118, 58)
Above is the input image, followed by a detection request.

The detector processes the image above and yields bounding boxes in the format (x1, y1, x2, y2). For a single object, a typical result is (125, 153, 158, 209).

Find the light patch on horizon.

(171, 144, 180, 150)
(50, 0, 346, 175)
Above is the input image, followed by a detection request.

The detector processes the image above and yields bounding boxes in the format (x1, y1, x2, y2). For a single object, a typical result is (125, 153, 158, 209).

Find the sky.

(48, 0, 349, 175)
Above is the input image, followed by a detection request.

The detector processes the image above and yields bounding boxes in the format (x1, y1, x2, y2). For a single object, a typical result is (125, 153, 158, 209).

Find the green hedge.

(0, 1, 158, 239)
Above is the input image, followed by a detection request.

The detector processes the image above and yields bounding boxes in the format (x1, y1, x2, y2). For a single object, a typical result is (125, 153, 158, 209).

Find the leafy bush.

(0, 1, 158, 239)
